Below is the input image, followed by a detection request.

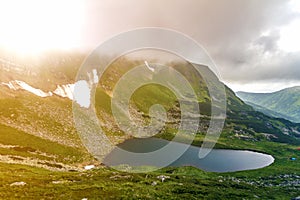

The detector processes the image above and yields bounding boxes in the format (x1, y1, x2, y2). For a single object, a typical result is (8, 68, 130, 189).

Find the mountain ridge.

(237, 86, 300, 95)
(1, 55, 300, 147)
(237, 86, 300, 123)
(1, 54, 300, 173)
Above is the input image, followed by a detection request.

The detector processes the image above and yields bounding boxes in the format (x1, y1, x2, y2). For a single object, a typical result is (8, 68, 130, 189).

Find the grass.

(0, 125, 299, 199)
(0, 124, 91, 164)
(0, 58, 299, 199)
(0, 159, 298, 199)
(0, 88, 84, 148)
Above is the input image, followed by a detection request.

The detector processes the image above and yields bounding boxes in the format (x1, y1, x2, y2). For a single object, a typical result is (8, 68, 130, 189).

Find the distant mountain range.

(237, 86, 300, 123)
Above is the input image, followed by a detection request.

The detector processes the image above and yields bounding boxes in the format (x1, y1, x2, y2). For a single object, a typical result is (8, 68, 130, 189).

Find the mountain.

(237, 87, 300, 123)
(98, 58, 300, 146)
(1, 53, 300, 199)
(243, 101, 291, 120)
(1, 53, 299, 152)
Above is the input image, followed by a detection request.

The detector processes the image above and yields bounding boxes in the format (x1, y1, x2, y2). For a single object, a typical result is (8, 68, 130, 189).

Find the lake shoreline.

(104, 137, 275, 172)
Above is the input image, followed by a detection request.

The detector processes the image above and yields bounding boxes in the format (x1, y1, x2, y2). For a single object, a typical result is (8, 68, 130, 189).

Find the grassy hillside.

(0, 53, 300, 199)
(244, 101, 291, 120)
(0, 86, 83, 148)
(237, 87, 300, 123)
(95, 57, 300, 145)
(0, 124, 91, 167)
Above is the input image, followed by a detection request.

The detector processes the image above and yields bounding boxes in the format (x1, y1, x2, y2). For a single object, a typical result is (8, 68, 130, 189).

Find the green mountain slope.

(1, 53, 300, 199)
(237, 87, 300, 123)
(1, 54, 300, 151)
(244, 101, 291, 120)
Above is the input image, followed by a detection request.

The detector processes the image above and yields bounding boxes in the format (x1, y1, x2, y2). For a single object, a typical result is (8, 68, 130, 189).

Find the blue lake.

(103, 138, 274, 172)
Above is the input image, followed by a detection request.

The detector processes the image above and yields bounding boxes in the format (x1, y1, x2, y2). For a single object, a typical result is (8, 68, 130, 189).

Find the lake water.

(103, 138, 274, 172)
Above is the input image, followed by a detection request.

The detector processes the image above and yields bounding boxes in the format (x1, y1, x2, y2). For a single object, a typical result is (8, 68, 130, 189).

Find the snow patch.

(53, 84, 74, 100)
(1, 81, 17, 90)
(84, 165, 95, 170)
(144, 61, 155, 72)
(2, 79, 92, 108)
(53, 81, 91, 109)
(87, 69, 99, 85)
(73, 80, 91, 108)
(53, 81, 92, 109)
(92, 69, 99, 84)
(15, 80, 53, 97)
(1, 80, 52, 97)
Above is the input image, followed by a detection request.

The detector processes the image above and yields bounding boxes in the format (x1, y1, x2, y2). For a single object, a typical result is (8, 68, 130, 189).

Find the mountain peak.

(237, 85, 300, 95)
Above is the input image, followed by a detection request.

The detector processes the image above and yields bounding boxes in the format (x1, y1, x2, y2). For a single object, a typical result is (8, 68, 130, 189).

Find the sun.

(0, 0, 85, 55)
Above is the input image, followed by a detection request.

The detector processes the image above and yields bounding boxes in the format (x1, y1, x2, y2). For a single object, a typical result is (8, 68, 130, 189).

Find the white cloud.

(278, 18, 300, 52)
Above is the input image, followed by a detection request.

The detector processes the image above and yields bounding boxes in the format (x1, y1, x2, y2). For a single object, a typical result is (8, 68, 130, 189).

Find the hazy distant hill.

(237, 87, 300, 123)
(242, 101, 291, 120)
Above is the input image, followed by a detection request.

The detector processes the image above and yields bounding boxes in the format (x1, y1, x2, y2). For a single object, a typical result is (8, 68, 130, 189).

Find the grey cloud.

(255, 31, 280, 53)
(81, 0, 300, 84)
(222, 51, 300, 82)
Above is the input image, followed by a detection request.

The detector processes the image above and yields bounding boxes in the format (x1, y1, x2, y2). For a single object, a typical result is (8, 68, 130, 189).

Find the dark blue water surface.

(103, 138, 274, 172)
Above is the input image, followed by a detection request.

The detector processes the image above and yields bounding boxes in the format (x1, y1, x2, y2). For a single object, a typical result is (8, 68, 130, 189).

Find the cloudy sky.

(1, 0, 300, 92)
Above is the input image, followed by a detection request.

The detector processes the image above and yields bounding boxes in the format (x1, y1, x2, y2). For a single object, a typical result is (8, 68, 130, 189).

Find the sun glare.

(0, 0, 85, 55)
